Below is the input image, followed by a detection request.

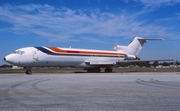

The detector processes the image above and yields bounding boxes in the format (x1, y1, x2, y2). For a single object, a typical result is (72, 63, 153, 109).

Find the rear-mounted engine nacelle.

(125, 54, 137, 60)
(114, 45, 127, 51)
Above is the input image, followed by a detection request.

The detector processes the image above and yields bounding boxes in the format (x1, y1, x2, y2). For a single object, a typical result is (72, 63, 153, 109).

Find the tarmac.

(1, 72, 180, 111)
(1, 67, 180, 73)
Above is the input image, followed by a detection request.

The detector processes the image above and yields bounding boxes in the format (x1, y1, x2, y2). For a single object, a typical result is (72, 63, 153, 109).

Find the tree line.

(0, 64, 12, 68)
(127, 60, 180, 68)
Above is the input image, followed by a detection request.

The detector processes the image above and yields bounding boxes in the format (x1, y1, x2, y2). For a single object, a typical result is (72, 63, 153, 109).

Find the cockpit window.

(13, 50, 24, 55)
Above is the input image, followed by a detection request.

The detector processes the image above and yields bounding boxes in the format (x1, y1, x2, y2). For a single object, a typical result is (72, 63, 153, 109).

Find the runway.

(1, 72, 180, 111)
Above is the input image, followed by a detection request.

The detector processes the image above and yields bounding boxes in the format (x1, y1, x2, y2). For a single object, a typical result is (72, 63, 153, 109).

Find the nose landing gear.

(26, 70, 32, 75)
(25, 67, 32, 75)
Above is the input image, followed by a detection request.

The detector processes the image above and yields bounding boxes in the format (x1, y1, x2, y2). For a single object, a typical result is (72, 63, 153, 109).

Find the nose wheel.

(26, 70, 32, 75)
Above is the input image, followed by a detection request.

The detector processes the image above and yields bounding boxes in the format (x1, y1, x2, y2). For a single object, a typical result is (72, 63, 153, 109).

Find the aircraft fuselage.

(5, 47, 125, 68)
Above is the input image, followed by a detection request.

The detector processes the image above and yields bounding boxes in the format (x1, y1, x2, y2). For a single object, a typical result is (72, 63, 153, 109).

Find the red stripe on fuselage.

(66, 50, 79, 53)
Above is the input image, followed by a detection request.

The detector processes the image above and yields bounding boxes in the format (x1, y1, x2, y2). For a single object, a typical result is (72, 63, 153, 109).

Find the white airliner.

(4, 37, 172, 74)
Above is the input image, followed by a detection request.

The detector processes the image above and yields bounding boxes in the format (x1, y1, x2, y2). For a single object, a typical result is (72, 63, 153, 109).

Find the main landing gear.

(105, 67, 113, 73)
(87, 68, 101, 73)
(86, 67, 113, 73)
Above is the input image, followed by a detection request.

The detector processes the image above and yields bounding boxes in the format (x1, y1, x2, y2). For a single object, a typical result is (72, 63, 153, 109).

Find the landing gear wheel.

(26, 70, 32, 75)
(105, 68, 112, 72)
(87, 68, 101, 73)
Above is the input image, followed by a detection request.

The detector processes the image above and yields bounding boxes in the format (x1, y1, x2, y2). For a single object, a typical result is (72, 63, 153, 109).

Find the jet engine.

(125, 54, 140, 60)
(114, 45, 127, 51)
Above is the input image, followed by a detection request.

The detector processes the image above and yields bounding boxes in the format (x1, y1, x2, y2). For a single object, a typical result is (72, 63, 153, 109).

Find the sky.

(0, 0, 180, 65)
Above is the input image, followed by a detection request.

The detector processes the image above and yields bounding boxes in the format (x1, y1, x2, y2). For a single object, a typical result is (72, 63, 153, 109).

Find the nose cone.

(4, 54, 15, 64)
(4, 57, 6, 61)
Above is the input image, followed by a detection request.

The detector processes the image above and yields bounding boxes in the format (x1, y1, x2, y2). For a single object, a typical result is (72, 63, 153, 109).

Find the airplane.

(4, 37, 173, 74)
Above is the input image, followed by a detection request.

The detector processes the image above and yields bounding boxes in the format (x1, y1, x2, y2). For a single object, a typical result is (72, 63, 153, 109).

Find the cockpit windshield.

(13, 50, 24, 55)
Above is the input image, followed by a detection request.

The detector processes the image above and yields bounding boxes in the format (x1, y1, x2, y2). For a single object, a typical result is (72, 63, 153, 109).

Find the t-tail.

(114, 37, 163, 60)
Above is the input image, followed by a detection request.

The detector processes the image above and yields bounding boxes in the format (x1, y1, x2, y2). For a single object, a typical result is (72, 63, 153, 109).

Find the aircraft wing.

(85, 59, 174, 66)
(117, 59, 174, 63)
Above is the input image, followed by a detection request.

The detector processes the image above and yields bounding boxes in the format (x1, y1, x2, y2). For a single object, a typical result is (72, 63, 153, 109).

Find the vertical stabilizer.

(126, 37, 163, 56)
(115, 37, 163, 58)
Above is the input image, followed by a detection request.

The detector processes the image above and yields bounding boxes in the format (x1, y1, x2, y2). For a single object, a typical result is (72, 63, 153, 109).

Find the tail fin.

(115, 37, 163, 56)
(127, 37, 163, 56)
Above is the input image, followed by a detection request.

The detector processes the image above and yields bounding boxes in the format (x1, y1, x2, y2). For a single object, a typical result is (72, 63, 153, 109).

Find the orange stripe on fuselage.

(47, 47, 67, 53)
(47, 47, 125, 56)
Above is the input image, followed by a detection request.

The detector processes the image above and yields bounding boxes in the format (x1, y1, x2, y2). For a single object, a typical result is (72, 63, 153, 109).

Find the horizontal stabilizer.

(138, 38, 163, 42)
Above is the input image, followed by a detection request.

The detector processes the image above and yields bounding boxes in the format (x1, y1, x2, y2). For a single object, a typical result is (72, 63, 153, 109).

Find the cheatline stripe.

(47, 47, 125, 56)
(34, 46, 124, 57)
(35, 47, 54, 54)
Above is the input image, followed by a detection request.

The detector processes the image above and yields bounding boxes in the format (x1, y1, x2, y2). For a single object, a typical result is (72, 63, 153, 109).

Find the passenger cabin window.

(13, 50, 24, 55)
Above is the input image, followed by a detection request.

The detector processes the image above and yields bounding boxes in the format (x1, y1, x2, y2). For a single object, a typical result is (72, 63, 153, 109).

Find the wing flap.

(85, 60, 116, 66)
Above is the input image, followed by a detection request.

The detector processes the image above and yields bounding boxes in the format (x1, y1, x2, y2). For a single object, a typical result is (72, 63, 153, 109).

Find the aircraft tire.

(26, 70, 32, 75)
(105, 68, 112, 72)
(87, 68, 101, 73)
